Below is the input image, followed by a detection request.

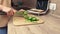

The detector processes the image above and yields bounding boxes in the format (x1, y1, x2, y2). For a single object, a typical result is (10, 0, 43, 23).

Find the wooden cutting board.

(13, 16, 44, 26)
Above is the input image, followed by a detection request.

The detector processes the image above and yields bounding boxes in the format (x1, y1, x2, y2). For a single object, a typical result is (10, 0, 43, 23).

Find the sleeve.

(2, 0, 11, 7)
(0, 0, 11, 12)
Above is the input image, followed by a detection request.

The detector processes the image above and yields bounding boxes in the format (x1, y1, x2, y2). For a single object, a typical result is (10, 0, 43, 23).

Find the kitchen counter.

(8, 14, 60, 34)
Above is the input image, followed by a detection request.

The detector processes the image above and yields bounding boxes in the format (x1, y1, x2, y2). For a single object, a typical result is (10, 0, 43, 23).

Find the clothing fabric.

(0, 0, 11, 27)
(0, 27, 7, 34)
(0, 0, 11, 34)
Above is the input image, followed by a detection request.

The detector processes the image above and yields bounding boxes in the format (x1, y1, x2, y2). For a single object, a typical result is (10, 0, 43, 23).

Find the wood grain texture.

(8, 14, 60, 34)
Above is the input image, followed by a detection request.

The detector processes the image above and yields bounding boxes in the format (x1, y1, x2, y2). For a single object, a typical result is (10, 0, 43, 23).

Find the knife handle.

(0, 10, 7, 15)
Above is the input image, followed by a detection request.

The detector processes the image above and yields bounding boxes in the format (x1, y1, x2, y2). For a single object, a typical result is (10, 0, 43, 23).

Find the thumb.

(11, 8, 17, 13)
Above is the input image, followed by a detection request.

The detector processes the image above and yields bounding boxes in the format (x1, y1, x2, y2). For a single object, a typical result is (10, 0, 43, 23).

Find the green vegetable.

(24, 15, 29, 19)
(16, 11, 24, 15)
(28, 17, 32, 20)
(32, 17, 36, 21)
(16, 12, 20, 14)
(16, 10, 39, 22)
(23, 11, 28, 15)
(32, 17, 39, 21)
(26, 17, 39, 22)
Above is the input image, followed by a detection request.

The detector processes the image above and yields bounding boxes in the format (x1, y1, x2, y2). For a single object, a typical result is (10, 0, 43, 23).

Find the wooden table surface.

(8, 15, 60, 34)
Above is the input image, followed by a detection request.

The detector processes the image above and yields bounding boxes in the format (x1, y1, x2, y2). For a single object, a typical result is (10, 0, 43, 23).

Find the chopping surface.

(13, 16, 44, 26)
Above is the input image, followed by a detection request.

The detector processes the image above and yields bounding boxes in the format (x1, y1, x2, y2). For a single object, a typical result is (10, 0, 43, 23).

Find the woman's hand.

(0, 5, 16, 16)
(6, 9, 16, 16)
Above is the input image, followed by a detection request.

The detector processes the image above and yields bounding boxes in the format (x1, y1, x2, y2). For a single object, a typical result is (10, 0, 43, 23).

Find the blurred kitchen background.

(11, 0, 60, 18)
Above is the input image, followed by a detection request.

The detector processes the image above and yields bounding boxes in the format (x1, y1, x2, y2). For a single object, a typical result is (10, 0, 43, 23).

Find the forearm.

(0, 5, 11, 12)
